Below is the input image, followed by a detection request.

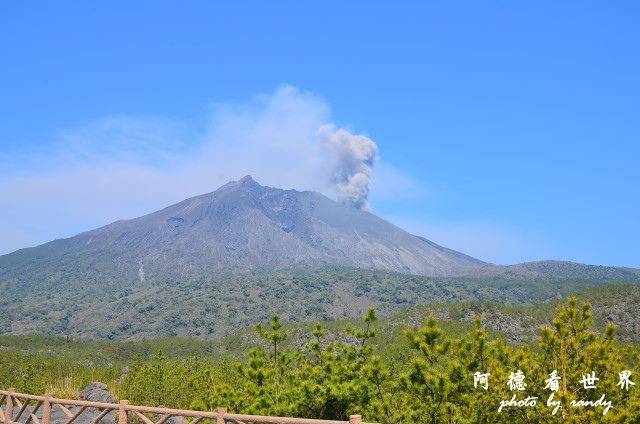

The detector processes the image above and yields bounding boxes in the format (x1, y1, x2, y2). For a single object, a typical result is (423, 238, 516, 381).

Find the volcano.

(0, 176, 485, 286)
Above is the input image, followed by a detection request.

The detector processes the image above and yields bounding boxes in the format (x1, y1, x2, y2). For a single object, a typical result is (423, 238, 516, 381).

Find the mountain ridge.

(465, 259, 640, 280)
(0, 176, 485, 285)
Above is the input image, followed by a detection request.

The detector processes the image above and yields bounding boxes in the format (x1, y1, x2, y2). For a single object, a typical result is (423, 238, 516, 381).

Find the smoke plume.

(320, 124, 379, 211)
(0, 86, 390, 255)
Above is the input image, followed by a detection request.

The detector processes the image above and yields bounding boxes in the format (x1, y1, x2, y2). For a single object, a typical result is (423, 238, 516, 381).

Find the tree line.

(2, 297, 639, 422)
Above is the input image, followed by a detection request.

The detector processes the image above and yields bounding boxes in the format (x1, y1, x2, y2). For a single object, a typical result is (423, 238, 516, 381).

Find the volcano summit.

(0, 176, 484, 285)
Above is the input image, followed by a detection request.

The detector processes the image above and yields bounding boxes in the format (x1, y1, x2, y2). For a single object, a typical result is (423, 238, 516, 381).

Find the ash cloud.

(0, 86, 404, 255)
(320, 124, 379, 211)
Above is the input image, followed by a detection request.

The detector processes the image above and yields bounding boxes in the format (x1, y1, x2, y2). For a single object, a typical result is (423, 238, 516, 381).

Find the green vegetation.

(2, 267, 639, 342)
(2, 285, 640, 422)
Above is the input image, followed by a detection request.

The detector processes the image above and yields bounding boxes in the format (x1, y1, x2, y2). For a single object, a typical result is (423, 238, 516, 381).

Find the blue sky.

(1, 1, 638, 267)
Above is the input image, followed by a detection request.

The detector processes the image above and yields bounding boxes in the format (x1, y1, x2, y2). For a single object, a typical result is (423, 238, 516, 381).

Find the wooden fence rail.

(0, 389, 373, 424)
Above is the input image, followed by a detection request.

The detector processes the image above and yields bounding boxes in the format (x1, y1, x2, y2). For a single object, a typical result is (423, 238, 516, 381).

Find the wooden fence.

(0, 389, 372, 424)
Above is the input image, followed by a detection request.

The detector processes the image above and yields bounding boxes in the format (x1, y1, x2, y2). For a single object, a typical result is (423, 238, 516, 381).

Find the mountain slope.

(466, 260, 640, 281)
(0, 176, 484, 286)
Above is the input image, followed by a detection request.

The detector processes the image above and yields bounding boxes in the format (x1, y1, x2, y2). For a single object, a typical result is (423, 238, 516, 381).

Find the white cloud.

(0, 85, 424, 255)
(197, 85, 334, 193)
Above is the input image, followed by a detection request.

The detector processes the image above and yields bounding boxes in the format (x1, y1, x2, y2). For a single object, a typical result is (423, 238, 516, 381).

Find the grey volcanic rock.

(71, 382, 118, 424)
(79, 382, 117, 404)
(0, 176, 484, 284)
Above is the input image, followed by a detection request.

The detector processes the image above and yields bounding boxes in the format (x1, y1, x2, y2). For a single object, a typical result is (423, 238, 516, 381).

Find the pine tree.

(537, 297, 640, 422)
(398, 315, 464, 423)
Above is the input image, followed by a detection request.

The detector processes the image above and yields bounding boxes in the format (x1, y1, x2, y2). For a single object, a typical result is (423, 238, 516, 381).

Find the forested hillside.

(2, 267, 639, 341)
(2, 285, 639, 422)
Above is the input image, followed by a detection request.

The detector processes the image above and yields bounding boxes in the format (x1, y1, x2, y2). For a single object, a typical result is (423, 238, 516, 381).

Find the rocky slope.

(0, 176, 484, 287)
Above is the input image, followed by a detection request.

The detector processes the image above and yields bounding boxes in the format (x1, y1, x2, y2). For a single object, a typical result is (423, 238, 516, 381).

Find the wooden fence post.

(349, 415, 362, 424)
(42, 393, 53, 424)
(5, 388, 14, 424)
(119, 400, 129, 424)
(216, 407, 227, 424)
